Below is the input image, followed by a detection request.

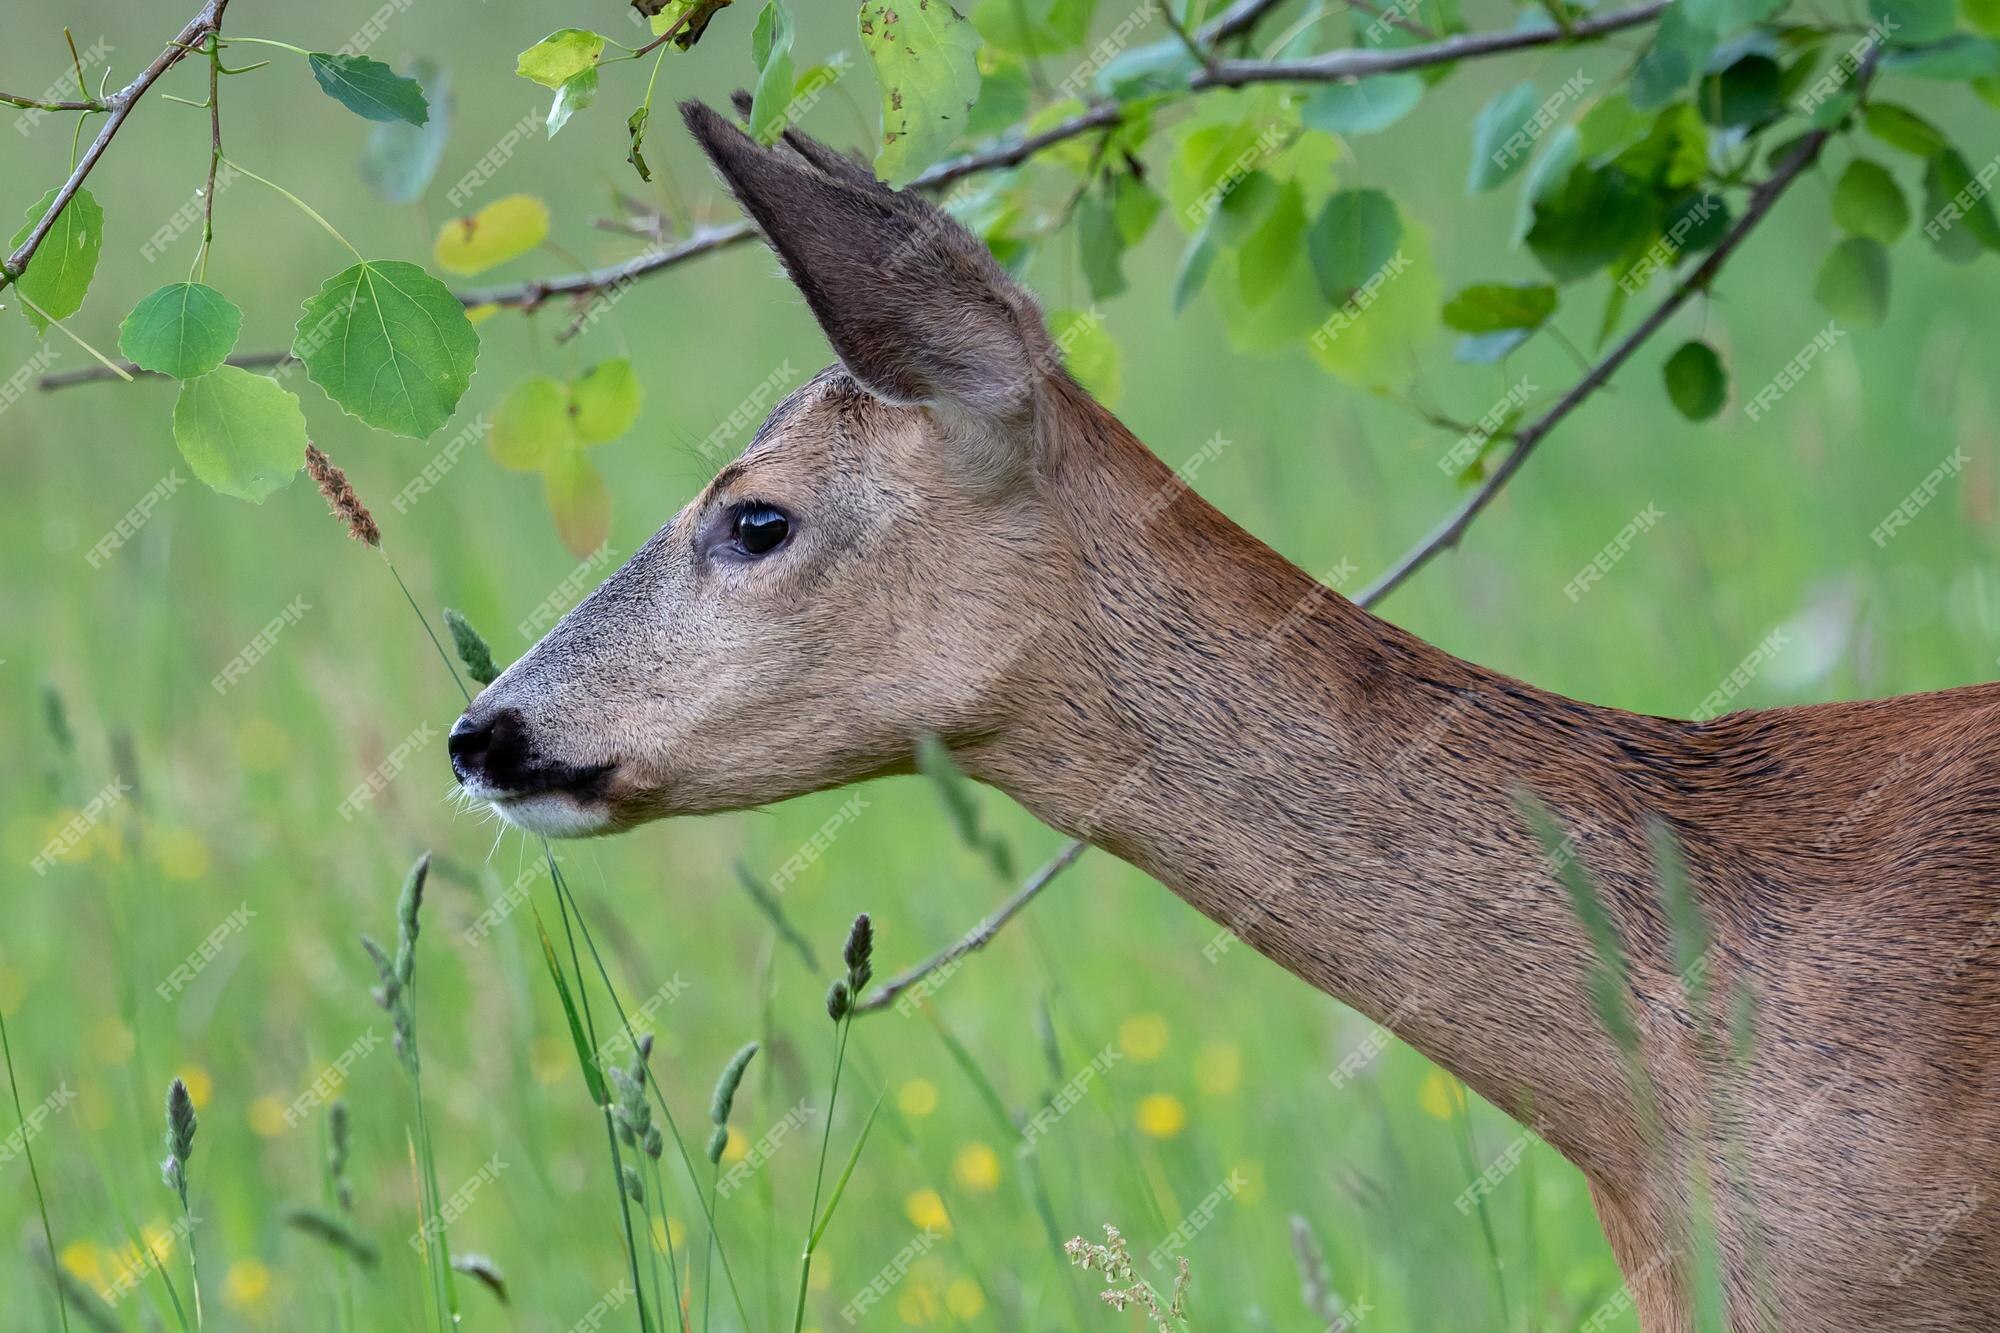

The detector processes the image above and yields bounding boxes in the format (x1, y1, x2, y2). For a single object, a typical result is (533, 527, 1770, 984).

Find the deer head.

(450, 101, 1108, 836)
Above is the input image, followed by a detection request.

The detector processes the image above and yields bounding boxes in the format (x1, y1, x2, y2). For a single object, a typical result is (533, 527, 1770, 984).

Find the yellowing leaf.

(544, 450, 611, 556)
(516, 29, 605, 89)
(433, 195, 550, 276)
(570, 359, 641, 443)
(489, 375, 572, 471)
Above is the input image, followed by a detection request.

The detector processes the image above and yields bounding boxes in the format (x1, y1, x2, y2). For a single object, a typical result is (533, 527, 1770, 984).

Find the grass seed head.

(304, 442, 381, 548)
(442, 608, 501, 687)
(826, 978, 850, 1023)
(161, 1077, 198, 1206)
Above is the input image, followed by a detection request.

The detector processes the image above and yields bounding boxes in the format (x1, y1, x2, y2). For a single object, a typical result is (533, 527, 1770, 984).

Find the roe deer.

(448, 101, 2000, 1331)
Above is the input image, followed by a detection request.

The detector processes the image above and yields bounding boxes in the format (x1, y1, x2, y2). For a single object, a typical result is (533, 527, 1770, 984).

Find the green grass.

(4, 0, 1998, 1327)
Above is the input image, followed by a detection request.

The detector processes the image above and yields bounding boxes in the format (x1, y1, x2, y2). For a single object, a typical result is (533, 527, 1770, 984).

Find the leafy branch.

(1, 0, 231, 294)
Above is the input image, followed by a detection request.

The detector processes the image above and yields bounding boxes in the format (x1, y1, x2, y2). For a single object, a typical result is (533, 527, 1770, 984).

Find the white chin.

(488, 791, 615, 838)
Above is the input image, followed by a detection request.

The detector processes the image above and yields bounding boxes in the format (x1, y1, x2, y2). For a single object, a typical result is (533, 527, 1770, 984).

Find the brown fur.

(449, 103, 2000, 1329)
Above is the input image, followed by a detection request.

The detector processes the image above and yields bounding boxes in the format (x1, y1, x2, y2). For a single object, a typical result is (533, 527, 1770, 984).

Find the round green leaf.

(860, 0, 981, 186)
(1468, 82, 1539, 193)
(1663, 340, 1728, 421)
(171, 366, 307, 502)
(1441, 282, 1556, 334)
(294, 260, 479, 439)
(308, 53, 429, 125)
(1302, 74, 1423, 136)
(489, 376, 573, 471)
(1863, 102, 1949, 157)
(1698, 54, 1781, 128)
(119, 283, 242, 378)
(1307, 189, 1403, 303)
(1050, 308, 1121, 408)
(570, 360, 642, 444)
(8, 187, 103, 332)
(1831, 159, 1910, 243)
(516, 29, 606, 89)
(1813, 237, 1891, 328)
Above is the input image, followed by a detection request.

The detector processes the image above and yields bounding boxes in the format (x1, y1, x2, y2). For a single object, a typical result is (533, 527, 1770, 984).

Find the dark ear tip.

(679, 98, 750, 152)
(728, 88, 753, 119)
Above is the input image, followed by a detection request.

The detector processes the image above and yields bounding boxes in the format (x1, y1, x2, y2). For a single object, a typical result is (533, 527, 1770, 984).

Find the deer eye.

(730, 504, 791, 557)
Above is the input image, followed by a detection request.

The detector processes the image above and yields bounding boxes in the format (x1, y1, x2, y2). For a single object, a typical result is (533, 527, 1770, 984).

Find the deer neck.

(965, 396, 1661, 1174)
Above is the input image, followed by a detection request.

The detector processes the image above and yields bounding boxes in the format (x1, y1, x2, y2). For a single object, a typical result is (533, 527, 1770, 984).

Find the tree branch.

(1354, 57, 1873, 607)
(2, 0, 230, 291)
(1194, 0, 1668, 87)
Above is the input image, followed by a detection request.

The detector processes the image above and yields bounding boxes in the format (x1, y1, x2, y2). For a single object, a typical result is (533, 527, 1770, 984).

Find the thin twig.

(1196, 0, 1666, 85)
(852, 841, 1088, 1016)
(2, 0, 231, 290)
(1200, 0, 1293, 43)
(1354, 55, 1873, 608)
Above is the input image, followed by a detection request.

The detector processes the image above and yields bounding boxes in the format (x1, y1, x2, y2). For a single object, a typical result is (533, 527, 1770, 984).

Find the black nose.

(450, 707, 529, 789)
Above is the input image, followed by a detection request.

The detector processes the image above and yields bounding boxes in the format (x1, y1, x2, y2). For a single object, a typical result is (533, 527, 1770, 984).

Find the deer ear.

(680, 100, 1050, 421)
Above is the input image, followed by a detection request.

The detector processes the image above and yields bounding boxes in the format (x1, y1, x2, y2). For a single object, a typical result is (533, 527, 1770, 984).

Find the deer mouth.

(476, 762, 621, 837)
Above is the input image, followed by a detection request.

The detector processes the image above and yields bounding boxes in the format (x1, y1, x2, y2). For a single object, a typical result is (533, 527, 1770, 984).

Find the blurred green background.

(3, 0, 1997, 1328)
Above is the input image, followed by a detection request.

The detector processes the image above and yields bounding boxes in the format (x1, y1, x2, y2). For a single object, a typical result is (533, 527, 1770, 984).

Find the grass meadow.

(3, 0, 1998, 1327)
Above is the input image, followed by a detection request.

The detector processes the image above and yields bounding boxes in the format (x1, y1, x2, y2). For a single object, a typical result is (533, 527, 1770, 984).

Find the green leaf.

(1922, 148, 2000, 261)
(1526, 164, 1655, 283)
(308, 53, 429, 125)
(171, 367, 306, 502)
(1970, 0, 2000, 35)
(546, 67, 598, 138)
(8, 187, 103, 332)
(1076, 194, 1128, 301)
(860, 0, 981, 185)
(1698, 53, 1781, 127)
(1831, 159, 1910, 242)
(1863, 102, 1949, 157)
(1869, 0, 1958, 45)
(1442, 282, 1556, 333)
(543, 450, 611, 557)
(1094, 39, 1199, 102)
(434, 194, 550, 275)
(626, 104, 653, 182)
(516, 29, 605, 89)
(1884, 34, 2000, 78)
(1468, 82, 1539, 192)
(294, 260, 480, 439)
(119, 283, 243, 378)
(1172, 227, 1217, 314)
(570, 359, 642, 444)
(489, 376, 572, 471)
(1237, 182, 1307, 309)
(1455, 329, 1534, 363)
(1213, 171, 1280, 245)
(1302, 219, 1439, 389)
(1663, 340, 1727, 420)
(1307, 188, 1402, 303)
(748, 0, 797, 143)
(1301, 73, 1423, 136)
(361, 61, 450, 204)
(1631, 5, 1717, 110)
(1111, 171, 1163, 244)
(972, 0, 1096, 58)
(1813, 237, 1891, 327)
